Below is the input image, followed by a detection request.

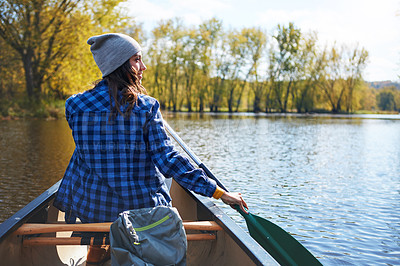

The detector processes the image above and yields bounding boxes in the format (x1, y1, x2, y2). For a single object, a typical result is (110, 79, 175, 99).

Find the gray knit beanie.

(87, 33, 142, 77)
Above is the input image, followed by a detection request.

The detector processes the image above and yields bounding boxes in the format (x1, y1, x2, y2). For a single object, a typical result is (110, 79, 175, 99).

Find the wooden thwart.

(17, 221, 221, 246)
(23, 234, 217, 246)
(15, 221, 222, 235)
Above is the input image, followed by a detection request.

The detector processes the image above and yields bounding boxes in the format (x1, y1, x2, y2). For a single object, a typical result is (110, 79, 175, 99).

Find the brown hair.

(104, 59, 147, 116)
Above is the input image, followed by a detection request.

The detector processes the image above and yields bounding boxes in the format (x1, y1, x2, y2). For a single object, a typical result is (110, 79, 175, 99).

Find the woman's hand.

(220, 192, 248, 214)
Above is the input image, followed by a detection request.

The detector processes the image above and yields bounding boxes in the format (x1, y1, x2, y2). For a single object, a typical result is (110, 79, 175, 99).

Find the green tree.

(377, 90, 396, 111)
(269, 22, 301, 112)
(146, 18, 186, 111)
(342, 45, 369, 112)
(290, 31, 321, 113)
(147, 19, 174, 108)
(181, 27, 201, 112)
(358, 83, 376, 111)
(317, 44, 369, 113)
(213, 32, 231, 112)
(242, 27, 267, 112)
(166, 18, 186, 111)
(223, 27, 265, 112)
(198, 18, 223, 112)
(225, 29, 248, 112)
(317, 44, 345, 113)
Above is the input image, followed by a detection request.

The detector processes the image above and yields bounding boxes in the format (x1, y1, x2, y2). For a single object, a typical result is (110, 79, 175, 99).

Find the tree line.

(0, 0, 399, 117)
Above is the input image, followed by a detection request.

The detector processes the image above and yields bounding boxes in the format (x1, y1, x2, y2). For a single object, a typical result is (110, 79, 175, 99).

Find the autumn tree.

(0, 0, 82, 100)
(48, 0, 142, 98)
(0, 0, 139, 103)
(0, 37, 23, 100)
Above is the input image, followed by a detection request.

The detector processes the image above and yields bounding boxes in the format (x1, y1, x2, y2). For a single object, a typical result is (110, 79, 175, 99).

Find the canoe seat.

(15, 221, 222, 246)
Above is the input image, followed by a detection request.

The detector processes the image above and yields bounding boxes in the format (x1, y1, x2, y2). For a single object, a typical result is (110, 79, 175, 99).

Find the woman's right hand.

(221, 192, 248, 214)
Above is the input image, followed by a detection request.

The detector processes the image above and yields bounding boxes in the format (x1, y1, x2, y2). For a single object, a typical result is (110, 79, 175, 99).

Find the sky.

(125, 0, 400, 82)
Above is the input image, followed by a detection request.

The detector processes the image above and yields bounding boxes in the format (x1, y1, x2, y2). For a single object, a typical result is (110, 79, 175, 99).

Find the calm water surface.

(1, 113, 399, 265)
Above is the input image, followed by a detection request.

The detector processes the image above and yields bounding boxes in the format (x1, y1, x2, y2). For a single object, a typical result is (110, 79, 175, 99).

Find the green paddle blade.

(236, 207, 322, 266)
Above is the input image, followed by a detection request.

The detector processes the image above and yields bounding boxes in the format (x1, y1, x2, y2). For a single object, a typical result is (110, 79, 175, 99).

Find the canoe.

(0, 179, 278, 265)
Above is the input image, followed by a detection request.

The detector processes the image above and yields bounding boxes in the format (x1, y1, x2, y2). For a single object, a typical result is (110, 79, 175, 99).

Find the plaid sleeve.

(144, 100, 217, 198)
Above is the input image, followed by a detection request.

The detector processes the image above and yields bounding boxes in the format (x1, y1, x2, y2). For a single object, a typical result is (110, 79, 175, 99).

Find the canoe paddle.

(163, 120, 322, 266)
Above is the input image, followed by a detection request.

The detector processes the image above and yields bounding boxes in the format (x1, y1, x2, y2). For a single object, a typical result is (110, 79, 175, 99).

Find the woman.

(54, 33, 248, 265)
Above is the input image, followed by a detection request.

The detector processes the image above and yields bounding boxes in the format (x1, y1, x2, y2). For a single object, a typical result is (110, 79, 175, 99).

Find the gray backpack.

(110, 206, 187, 266)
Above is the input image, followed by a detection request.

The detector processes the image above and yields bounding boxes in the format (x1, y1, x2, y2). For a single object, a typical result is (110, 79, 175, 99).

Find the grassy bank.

(0, 99, 65, 120)
(354, 110, 400, 115)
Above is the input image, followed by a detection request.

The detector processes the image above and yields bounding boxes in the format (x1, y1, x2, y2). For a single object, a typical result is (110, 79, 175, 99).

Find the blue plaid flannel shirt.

(54, 80, 217, 223)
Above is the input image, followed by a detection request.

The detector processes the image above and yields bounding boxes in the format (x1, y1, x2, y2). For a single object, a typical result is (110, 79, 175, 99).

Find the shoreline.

(1, 108, 399, 121)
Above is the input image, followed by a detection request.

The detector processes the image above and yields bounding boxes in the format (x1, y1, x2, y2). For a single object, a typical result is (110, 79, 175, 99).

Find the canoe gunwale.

(185, 189, 277, 265)
(0, 180, 61, 242)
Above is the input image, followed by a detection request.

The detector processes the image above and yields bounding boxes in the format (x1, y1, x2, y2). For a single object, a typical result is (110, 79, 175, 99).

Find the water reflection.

(1, 114, 399, 265)
(0, 120, 74, 221)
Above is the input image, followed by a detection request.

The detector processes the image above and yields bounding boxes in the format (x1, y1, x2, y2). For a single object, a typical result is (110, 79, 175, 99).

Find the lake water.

(0, 113, 399, 265)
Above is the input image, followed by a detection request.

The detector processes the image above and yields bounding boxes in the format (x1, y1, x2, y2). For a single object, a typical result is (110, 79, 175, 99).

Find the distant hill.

(368, 81, 400, 90)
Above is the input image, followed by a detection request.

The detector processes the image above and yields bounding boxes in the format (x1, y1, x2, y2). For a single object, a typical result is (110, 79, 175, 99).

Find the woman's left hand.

(221, 192, 248, 214)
